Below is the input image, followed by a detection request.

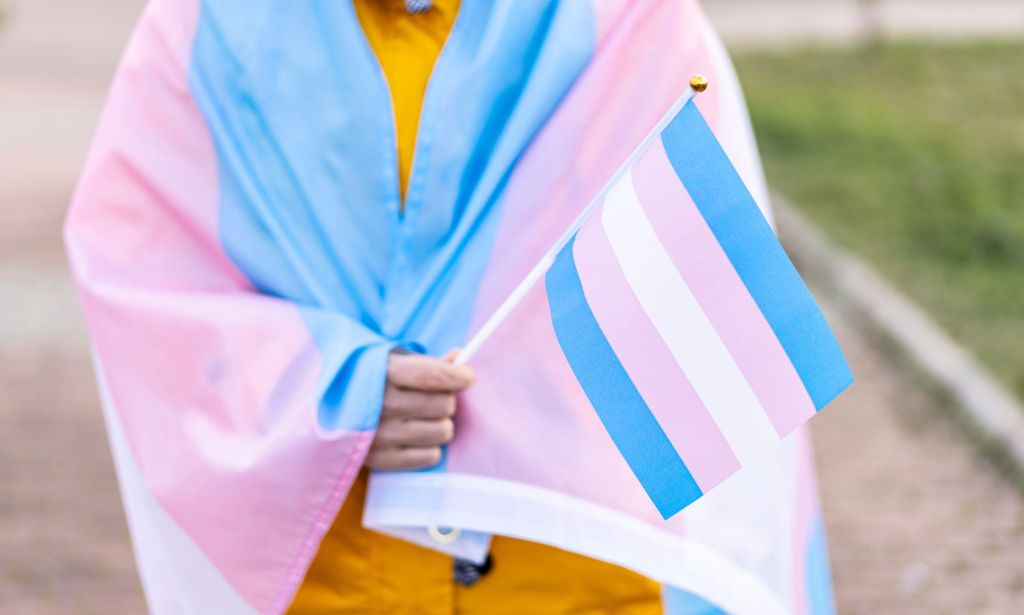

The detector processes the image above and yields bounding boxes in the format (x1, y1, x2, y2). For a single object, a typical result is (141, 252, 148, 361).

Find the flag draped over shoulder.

(66, 1, 846, 614)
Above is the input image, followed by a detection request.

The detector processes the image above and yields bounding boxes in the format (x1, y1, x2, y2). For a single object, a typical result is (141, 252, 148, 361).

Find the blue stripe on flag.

(806, 517, 837, 615)
(545, 235, 702, 519)
(662, 586, 727, 615)
(661, 101, 853, 411)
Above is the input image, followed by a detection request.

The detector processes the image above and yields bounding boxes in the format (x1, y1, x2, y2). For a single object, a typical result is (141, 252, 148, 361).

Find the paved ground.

(814, 310, 1024, 614)
(3, 1, 1024, 613)
(0, 354, 148, 614)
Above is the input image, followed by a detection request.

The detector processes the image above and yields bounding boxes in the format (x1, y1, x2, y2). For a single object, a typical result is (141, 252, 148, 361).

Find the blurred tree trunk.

(0, 0, 11, 32)
(857, 0, 885, 44)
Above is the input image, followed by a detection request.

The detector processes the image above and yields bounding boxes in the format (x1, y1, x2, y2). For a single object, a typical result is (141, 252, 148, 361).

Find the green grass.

(732, 41, 1024, 399)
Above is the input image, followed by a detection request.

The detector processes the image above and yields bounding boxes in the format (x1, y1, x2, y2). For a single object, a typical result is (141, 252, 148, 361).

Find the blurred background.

(1, 0, 1022, 613)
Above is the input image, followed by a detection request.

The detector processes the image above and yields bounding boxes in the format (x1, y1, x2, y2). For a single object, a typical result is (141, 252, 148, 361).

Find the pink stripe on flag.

(572, 214, 740, 491)
(632, 141, 816, 436)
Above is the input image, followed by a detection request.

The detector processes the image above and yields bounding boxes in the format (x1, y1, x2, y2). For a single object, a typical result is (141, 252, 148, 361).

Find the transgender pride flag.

(459, 94, 852, 520)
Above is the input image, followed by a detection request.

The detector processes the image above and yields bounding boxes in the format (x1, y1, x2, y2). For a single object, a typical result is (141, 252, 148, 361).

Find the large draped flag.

(66, 0, 849, 613)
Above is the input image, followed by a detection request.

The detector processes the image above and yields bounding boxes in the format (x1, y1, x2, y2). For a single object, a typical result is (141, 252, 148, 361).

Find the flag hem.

(364, 471, 788, 615)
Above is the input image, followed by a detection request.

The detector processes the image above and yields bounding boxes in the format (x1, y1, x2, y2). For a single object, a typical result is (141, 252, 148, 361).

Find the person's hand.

(365, 349, 475, 471)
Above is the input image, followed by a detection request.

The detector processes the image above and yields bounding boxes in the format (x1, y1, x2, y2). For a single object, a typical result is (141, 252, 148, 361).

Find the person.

(286, 2, 664, 611)
(66, 0, 835, 613)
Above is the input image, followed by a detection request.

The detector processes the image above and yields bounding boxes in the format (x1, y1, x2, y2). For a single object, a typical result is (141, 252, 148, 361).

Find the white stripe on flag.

(599, 171, 778, 468)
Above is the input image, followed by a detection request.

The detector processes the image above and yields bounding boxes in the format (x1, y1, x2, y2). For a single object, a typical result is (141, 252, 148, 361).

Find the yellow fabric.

(353, 0, 459, 201)
(289, 473, 663, 614)
(289, 2, 663, 612)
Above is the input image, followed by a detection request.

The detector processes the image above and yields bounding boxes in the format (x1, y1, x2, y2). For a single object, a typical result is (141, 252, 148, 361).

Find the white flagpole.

(455, 76, 708, 365)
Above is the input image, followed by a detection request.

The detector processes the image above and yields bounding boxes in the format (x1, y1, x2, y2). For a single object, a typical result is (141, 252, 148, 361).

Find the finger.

(374, 417, 455, 448)
(366, 446, 443, 471)
(442, 348, 461, 363)
(387, 353, 474, 391)
(387, 353, 475, 392)
(383, 386, 456, 419)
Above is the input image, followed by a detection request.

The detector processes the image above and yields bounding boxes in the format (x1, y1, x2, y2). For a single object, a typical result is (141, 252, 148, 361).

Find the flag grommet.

(428, 525, 461, 544)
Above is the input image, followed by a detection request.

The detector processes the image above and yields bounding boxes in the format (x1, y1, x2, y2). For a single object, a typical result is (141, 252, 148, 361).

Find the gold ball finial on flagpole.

(689, 74, 709, 93)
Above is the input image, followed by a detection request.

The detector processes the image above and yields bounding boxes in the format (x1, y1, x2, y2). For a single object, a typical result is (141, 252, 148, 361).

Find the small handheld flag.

(457, 77, 852, 519)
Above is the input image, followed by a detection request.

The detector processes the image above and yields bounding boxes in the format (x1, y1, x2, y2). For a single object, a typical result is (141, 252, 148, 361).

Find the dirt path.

(0, 353, 148, 614)
(813, 307, 1024, 613)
